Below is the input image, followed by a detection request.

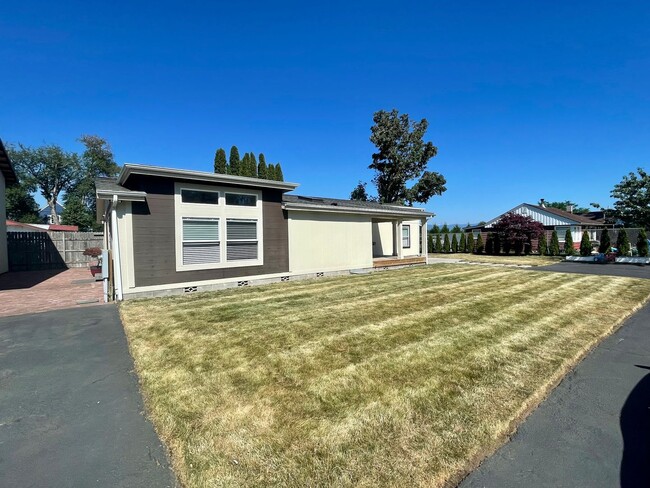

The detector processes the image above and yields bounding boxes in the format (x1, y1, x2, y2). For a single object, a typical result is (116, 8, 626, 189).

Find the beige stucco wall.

(288, 211, 373, 273)
(372, 220, 394, 257)
(401, 219, 423, 257)
(0, 171, 7, 274)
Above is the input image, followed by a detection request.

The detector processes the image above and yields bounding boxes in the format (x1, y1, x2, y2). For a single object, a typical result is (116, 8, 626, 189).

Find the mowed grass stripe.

(120, 266, 650, 488)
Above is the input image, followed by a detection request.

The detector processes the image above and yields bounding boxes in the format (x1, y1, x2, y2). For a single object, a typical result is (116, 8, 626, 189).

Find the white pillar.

(397, 221, 403, 259)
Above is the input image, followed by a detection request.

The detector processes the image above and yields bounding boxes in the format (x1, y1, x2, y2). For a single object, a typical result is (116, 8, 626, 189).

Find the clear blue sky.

(1, 1, 648, 225)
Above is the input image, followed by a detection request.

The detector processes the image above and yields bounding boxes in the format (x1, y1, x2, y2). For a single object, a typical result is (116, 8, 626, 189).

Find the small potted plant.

(84, 247, 103, 277)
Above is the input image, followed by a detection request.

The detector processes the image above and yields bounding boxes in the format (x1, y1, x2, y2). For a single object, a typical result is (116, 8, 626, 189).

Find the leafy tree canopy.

(492, 212, 545, 254)
(350, 181, 369, 201)
(5, 183, 40, 223)
(611, 168, 650, 229)
(367, 109, 446, 205)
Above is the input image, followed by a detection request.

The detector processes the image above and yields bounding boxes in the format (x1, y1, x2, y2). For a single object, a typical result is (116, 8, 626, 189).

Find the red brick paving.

(0, 268, 105, 318)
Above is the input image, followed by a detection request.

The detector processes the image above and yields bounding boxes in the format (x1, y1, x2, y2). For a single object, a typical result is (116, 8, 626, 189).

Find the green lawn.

(432, 253, 564, 266)
(121, 265, 650, 487)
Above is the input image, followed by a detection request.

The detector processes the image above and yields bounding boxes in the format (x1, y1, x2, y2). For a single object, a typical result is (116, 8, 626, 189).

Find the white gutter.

(111, 195, 124, 301)
(282, 202, 433, 219)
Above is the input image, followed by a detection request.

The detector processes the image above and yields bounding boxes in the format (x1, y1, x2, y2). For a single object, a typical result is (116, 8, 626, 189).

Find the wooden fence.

(7, 231, 104, 271)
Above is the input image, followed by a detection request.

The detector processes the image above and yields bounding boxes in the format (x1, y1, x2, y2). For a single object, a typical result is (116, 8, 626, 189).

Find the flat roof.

(118, 163, 299, 192)
(0, 138, 17, 184)
(283, 194, 433, 218)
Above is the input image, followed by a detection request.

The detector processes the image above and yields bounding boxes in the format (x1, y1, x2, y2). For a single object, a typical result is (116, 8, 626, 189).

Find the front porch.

(371, 216, 428, 267)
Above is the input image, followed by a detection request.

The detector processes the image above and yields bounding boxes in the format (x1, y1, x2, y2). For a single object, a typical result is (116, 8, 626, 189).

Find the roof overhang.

(282, 201, 432, 219)
(118, 163, 300, 192)
(96, 189, 147, 202)
(0, 138, 17, 184)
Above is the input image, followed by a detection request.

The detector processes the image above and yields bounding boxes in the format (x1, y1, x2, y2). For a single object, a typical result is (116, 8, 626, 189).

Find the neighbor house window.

(402, 225, 411, 248)
(226, 220, 258, 260)
(225, 193, 256, 206)
(181, 189, 219, 205)
(182, 218, 220, 265)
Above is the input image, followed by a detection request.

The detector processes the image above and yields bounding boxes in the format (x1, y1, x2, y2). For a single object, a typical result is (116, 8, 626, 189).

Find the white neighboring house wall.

(288, 210, 373, 273)
(0, 170, 7, 274)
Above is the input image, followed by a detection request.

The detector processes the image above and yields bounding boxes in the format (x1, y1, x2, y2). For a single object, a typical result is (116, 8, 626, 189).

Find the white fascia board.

(283, 202, 432, 219)
(96, 190, 147, 202)
(118, 163, 300, 191)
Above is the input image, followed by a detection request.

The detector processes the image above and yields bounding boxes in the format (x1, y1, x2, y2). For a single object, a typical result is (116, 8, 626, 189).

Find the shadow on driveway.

(0, 305, 177, 488)
(620, 365, 650, 487)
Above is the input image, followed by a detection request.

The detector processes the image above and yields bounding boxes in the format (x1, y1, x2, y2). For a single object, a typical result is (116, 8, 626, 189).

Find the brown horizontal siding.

(128, 175, 289, 288)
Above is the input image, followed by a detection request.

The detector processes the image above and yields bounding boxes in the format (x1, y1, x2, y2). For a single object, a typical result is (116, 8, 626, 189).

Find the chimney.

(540, 198, 546, 208)
(567, 204, 574, 214)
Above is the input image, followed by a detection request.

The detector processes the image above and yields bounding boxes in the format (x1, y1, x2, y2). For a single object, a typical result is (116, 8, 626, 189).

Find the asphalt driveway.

(0, 305, 177, 487)
(537, 261, 650, 279)
(461, 302, 650, 487)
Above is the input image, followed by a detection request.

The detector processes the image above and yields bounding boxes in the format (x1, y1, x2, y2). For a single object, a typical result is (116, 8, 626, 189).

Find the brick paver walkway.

(0, 268, 104, 317)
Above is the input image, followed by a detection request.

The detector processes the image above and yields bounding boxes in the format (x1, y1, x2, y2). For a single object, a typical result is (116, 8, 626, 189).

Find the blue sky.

(1, 1, 648, 225)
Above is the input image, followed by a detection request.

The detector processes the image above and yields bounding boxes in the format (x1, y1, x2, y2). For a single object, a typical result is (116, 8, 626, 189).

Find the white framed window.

(181, 188, 219, 205)
(227, 219, 258, 261)
(402, 225, 411, 248)
(225, 192, 257, 207)
(182, 218, 220, 265)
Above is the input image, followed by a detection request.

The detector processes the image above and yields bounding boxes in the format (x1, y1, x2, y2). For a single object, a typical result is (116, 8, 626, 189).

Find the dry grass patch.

(120, 265, 650, 487)
(434, 253, 563, 266)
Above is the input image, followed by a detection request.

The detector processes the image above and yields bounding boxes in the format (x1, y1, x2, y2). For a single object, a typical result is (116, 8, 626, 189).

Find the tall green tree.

(611, 168, 650, 229)
(435, 234, 442, 253)
(564, 229, 575, 255)
(459, 232, 467, 253)
(8, 143, 81, 225)
(431, 224, 440, 233)
(599, 229, 611, 253)
(229, 146, 241, 176)
(350, 181, 369, 201)
(367, 109, 446, 205)
(266, 164, 276, 181)
(443, 234, 450, 253)
(451, 234, 458, 253)
(637, 228, 648, 257)
(549, 231, 560, 256)
(61, 195, 95, 230)
(248, 153, 258, 177)
(580, 231, 592, 256)
(466, 233, 475, 253)
(258, 154, 268, 180)
(475, 233, 484, 254)
(538, 233, 548, 256)
(616, 228, 631, 256)
(441, 224, 449, 233)
(240, 153, 251, 177)
(451, 224, 461, 233)
(214, 148, 227, 174)
(5, 183, 40, 223)
(275, 164, 284, 182)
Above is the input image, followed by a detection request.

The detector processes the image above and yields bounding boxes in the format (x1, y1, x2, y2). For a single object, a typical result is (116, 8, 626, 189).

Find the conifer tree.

(616, 228, 631, 256)
(431, 224, 440, 233)
(475, 233, 484, 254)
(466, 233, 474, 253)
(538, 233, 548, 256)
(214, 148, 227, 174)
(485, 234, 494, 255)
(249, 153, 258, 178)
(459, 232, 467, 253)
(493, 233, 502, 255)
(580, 231, 592, 256)
(451, 234, 458, 253)
(564, 229, 575, 255)
(258, 154, 268, 179)
(441, 223, 450, 233)
(637, 228, 648, 257)
(435, 234, 442, 253)
(443, 234, 450, 253)
(241, 153, 251, 177)
(428, 234, 434, 253)
(451, 224, 461, 233)
(275, 164, 284, 181)
(549, 231, 560, 256)
(229, 146, 241, 176)
(599, 229, 611, 253)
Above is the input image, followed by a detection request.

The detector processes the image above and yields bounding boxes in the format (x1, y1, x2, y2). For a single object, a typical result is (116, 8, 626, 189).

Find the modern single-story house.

(97, 164, 432, 300)
(1, 139, 18, 274)
(465, 202, 608, 249)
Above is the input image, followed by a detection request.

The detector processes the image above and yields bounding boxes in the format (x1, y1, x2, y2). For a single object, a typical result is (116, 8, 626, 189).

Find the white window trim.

(174, 182, 264, 271)
(181, 217, 221, 267)
(402, 224, 411, 249)
(226, 218, 259, 262)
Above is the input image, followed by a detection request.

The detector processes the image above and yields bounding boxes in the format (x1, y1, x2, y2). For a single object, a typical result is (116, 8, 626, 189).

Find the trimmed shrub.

(451, 234, 458, 253)
(599, 229, 611, 253)
(467, 233, 475, 253)
(435, 234, 442, 253)
(549, 231, 560, 256)
(475, 233, 484, 254)
(564, 229, 575, 256)
(637, 228, 648, 257)
(538, 233, 548, 256)
(443, 234, 451, 253)
(492, 233, 501, 255)
(428, 234, 434, 253)
(580, 231, 592, 256)
(616, 228, 631, 256)
(459, 233, 467, 253)
(514, 240, 525, 255)
(485, 234, 494, 255)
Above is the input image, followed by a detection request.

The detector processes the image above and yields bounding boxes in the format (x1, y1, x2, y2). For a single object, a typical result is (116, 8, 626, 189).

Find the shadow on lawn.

(620, 364, 650, 487)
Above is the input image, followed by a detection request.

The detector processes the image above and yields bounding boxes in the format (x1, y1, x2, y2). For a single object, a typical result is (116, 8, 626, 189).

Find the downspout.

(111, 195, 124, 301)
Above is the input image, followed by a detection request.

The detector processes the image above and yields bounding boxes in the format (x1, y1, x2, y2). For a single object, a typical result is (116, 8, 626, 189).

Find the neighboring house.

(465, 202, 609, 248)
(6, 220, 47, 232)
(1, 139, 18, 274)
(39, 202, 65, 224)
(28, 223, 79, 232)
(96, 164, 431, 300)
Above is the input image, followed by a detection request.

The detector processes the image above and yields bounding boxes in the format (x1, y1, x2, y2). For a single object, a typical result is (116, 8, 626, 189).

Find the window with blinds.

(182, 218, 220, 265)
(226, 220, 258, 261)
(402, 225, 411, 248)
